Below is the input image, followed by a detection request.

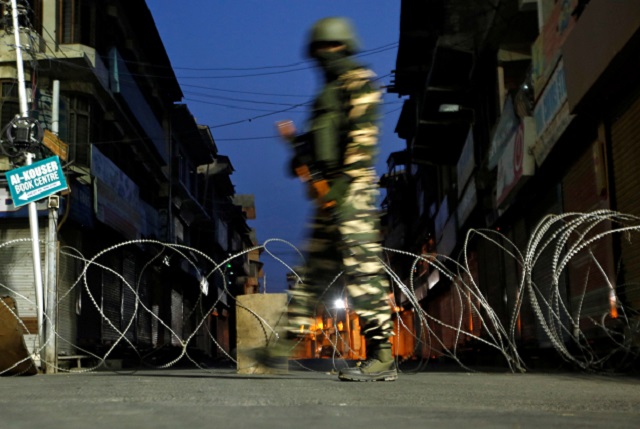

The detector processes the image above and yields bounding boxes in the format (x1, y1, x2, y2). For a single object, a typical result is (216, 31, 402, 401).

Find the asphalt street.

(1, 366, 639, 429)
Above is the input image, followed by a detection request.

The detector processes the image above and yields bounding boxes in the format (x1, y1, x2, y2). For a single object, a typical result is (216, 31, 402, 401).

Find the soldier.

(275, 16, 396, 382)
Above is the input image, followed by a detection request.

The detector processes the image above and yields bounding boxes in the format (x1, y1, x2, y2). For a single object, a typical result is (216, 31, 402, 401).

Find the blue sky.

(146, 1, 404, 291)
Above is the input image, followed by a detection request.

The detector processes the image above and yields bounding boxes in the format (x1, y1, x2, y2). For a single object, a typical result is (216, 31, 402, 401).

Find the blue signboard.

(6, 156, 68, 208)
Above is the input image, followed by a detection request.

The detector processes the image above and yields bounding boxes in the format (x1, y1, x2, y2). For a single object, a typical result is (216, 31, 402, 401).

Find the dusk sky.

(146, 1, 405, 291)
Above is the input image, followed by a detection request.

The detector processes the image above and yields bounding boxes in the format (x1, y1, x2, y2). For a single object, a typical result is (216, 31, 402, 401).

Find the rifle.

(276, 120, 336, 209)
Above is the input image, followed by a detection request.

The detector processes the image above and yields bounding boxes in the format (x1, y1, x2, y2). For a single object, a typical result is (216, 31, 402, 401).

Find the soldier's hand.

(276, 120, 296, 142)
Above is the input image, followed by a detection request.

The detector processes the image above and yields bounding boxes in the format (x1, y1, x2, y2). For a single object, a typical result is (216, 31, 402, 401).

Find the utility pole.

(43, 80, 61, 374)
(10, 0, 45, 364)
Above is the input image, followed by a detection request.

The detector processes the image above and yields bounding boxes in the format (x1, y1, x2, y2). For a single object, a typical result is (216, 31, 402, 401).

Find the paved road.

(1, 366, 639, 429)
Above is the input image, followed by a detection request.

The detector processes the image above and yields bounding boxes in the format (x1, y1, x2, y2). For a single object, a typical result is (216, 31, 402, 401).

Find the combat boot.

(338, 347, 397, 382)
(250, 338, 295, 374)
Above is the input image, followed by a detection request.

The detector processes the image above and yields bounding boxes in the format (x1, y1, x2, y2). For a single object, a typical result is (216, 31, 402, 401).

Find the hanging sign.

(6, 156, 68, 208)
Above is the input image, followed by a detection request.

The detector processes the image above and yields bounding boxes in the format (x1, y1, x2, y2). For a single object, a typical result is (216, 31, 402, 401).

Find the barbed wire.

(1, 210, 639, 376)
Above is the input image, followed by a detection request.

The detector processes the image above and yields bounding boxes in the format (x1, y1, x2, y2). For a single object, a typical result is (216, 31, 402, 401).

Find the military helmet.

(307, 16, 360, 56)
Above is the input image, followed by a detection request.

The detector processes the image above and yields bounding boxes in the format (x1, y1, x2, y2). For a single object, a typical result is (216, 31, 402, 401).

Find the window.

(59, 0, 92, 45)
(177, 150, 199, 197)
(60, 95, 91, 166)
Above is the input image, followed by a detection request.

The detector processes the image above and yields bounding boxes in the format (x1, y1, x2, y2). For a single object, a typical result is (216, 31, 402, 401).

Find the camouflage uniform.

(286, 48, 393, 352)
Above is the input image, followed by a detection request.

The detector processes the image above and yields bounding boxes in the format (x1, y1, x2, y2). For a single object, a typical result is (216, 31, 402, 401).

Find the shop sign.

(66, 182, 94, 228)
(532, 60, 576, 165)
(434, 195, 449, 241)
(91, 145, 141, 239)
(496, 117, 536, 207)
(457, 177, 477, 227)
(487, 95, 519, 169)
(0, 187, 47, 215)
(531, 0, 578, 99)
(456, 128, 475, 196)
(436, 217, 457, 258)
(42, 130, 69, 161)
(6, 156, 68, 207)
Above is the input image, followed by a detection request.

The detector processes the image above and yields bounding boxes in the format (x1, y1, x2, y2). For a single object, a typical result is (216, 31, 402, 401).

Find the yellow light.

(337, 321, 344, 331)
(317, 321, 323, 330)
(300, 325, 305, 333)
(609, 288, 619, 319)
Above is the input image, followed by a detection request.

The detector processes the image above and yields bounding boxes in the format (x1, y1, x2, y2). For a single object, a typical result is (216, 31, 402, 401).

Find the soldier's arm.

(319, 69, 382, 206)
(341, 68, 382, 175)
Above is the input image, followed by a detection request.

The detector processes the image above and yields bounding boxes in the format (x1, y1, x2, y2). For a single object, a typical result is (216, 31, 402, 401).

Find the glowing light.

(337, 321, 344, 331)
(609, 290, 619, 319)
(334, 299, 345, 309)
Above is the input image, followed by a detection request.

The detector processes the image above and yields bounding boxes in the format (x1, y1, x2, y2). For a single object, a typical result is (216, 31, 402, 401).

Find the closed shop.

(122, 250, 137, 342)
(57, 231, 82, 357)
(525, 184, 569, 348)
(0, 219, 46, 354)
(611, 88, 640, 310)
(562, 135, 616, 336)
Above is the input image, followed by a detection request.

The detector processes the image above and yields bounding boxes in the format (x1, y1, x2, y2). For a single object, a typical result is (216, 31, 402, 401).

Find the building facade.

(0, 0, 258, 370)
(384, 0, 640, 369)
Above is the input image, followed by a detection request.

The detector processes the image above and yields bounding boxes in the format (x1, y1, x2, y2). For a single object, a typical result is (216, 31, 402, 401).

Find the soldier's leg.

(335, 170, 396, 382)
(335, 172, 396, 381)
(255, 207, 341, 370)
(287, 206, 342, 336)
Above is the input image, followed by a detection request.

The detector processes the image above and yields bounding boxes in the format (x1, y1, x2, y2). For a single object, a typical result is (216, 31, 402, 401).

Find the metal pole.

(25, 154, 44, 343)
(44, 196, 58, 373)
(11, 0, 45, 356)
(44, 80, 60, 373)
(11, 0, 28, 117)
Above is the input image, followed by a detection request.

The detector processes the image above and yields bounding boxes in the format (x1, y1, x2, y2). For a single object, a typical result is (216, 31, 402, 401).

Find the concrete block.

(236, 293, 288, 374)
(0, 296, 37, 376)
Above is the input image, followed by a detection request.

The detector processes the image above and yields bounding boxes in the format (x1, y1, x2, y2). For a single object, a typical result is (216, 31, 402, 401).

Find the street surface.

(1, 366, 639, 429)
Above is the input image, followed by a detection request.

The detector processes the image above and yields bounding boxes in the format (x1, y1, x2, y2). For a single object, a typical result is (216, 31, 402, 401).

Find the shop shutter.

(526, 185, 569, 348)
(101, 252, 122, 343)
(0, 219, 46, 354)
(121, 250, 137, 343)
(136, 268, 152, 348)
(170, 287, 183, 347)
(611, 89, 640, 309)
(57, 242, 78, 356)
(562, 139, 615, 336)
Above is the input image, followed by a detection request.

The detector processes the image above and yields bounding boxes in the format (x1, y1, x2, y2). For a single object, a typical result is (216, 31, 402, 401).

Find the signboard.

(434, 195, 449, 241)
(436, 217, 457, 259)
(42, 130, 69, 161)
(457, 177, 478, 227)
(456, 128, 475, 197)
(0, 187, 47, 216)
(532, 60, 576, 166)
(6, 156, 68, 208)
(91, 145, 142, 239)
(496, 117, 536, 207)
(487, 95, 519, 169)
(531, 0, 578, 99)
